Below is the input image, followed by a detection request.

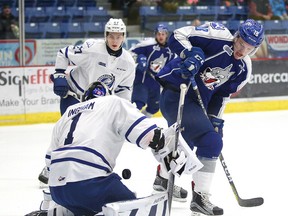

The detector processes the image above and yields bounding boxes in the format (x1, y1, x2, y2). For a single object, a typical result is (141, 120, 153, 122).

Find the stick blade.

(238, 197, 264, 207)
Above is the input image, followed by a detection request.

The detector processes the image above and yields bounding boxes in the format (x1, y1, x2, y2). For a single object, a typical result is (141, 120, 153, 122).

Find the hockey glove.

(179, 47, 205, 79)
(150, 124, 203, 177)
(166, 151, 188, 177)
(209, 115, 224, 138)
(150, 127, 186, 176)
(149, 128, 165, 153)
(136, 54, 148, 73)
(50, 69, 69, 98)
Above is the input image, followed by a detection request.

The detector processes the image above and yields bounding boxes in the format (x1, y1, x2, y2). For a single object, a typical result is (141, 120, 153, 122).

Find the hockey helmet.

(82, 81, 111, 101)
(104, 18, 126, 38)
(238, 19, 264, 47)
(154, 23, 169, 34)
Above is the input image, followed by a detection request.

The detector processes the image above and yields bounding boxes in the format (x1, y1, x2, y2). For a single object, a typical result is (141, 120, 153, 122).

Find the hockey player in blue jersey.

(129, 24, 177, 118)
(129, 24, 188, 202)
(33, 81, 202, 216)
(156, 19, 264, 215)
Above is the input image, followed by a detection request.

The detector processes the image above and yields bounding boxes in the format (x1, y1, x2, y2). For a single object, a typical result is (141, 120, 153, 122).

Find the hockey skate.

(24, 210, 47, 216)
(153, 168, 188, 202)
(190, 188, 223, 216)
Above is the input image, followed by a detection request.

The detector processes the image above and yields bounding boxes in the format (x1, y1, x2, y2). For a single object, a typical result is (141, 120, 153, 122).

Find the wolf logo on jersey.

(200, 64, 235, 90)
(150, 54, 167, 73)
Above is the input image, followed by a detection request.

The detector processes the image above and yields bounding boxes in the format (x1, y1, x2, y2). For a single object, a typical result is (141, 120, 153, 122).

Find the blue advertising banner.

(0, 40, 36, 66)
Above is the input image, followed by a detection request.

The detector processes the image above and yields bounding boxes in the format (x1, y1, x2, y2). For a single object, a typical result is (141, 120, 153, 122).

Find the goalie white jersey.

(46, 95, 157, 187)
(55, 39, 136, 101)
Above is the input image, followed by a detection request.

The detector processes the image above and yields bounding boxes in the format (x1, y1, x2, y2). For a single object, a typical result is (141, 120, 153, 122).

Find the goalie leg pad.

(102, 192, 169, 216)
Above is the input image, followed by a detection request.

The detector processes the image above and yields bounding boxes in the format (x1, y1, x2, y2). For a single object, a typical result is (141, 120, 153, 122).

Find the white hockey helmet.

(104, 18, 126, 39)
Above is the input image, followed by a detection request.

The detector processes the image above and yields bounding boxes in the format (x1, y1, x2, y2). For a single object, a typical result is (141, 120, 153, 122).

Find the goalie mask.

(82, 81, 111, 101)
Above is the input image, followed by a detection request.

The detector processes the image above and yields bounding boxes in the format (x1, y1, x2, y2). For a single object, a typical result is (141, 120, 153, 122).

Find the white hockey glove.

(150, 123, 203, 177)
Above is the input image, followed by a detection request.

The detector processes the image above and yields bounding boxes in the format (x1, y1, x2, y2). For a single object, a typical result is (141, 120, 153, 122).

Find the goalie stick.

(190, 77, 264, 207)
(167, 83, 188, 214)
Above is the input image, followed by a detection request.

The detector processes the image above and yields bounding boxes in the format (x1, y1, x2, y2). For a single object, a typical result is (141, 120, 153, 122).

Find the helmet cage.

(82, 81, 111, 101)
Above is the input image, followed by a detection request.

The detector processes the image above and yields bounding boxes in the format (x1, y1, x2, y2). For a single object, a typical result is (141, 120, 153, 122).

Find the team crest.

(200, 64, 235, 90)
(150, 54, 167, 73)
(98, 74, 115, 90)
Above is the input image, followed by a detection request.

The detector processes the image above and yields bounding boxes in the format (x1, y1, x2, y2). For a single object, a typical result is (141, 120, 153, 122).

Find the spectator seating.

(175, 20, 193, 29)
(87, 6, 112, 22)
(39, 22, 65, 38)
(25, 22, 43, 39)
(11, 2, 288, 39)
(76, 0, 97, 7)
(139, 6, 162, 30)
(264, 20, 286, 34)
(139, 5, 250, 31)
(83, 22, 105, 38)
(35, 0, 57, 7)
(176, 6, 197, 21)
(26, 7, 50, 23)
(64, 22, 86, 38)
(194, 6, 217, 21)
(57, 0, 77, 7)
(217, 5, 234, 20)
(227, 20, 243, 34)
(47, 6, 71, 23)
(281, 20, 288, 32)
(231, 5, 248, 20)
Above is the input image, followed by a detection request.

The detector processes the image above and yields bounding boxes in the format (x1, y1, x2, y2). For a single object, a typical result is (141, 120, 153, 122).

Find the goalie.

(26, 81, 202, 216)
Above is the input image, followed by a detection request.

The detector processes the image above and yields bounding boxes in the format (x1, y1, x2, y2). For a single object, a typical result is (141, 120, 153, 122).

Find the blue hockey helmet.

(82, 81, 111, 101)
(238, 19, 264, 47)
(154, 24, 169, 34)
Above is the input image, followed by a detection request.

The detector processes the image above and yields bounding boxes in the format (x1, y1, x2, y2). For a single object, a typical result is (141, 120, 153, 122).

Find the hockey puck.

(122, 169, 131, 179)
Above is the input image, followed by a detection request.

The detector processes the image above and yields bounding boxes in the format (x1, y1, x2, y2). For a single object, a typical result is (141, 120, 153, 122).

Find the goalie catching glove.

(149, 124, 203, 177)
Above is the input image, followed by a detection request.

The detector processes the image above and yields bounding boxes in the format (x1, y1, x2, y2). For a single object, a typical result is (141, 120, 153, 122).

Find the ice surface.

(1, 110, 287, 216)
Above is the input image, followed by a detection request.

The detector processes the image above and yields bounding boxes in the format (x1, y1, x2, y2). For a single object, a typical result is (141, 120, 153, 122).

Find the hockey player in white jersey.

(29, 81, 202, 216)
(50, 18, 135, 115)
(39, 18, 135, 185)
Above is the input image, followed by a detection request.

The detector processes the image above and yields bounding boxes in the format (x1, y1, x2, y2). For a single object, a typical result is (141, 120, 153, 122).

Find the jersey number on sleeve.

(73, 45, 83, 54)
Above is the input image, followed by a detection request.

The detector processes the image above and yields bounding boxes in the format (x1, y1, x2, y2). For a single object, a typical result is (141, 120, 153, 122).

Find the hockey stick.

(167, 83, 188, 214)
(190, 76, 264, 207)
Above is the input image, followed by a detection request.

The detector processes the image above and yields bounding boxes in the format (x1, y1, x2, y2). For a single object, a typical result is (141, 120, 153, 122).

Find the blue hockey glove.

(179, 47, 205, 79)
(209, 115, 224, 138)
(50, 70, 69, 97)
(136, 54, 148, 73)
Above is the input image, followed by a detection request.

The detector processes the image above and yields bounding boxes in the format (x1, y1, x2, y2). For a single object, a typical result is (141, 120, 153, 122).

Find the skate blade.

(191, 211, 204, 216)
(152, 190, 187, 203)
(172, 197, 187, 203)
